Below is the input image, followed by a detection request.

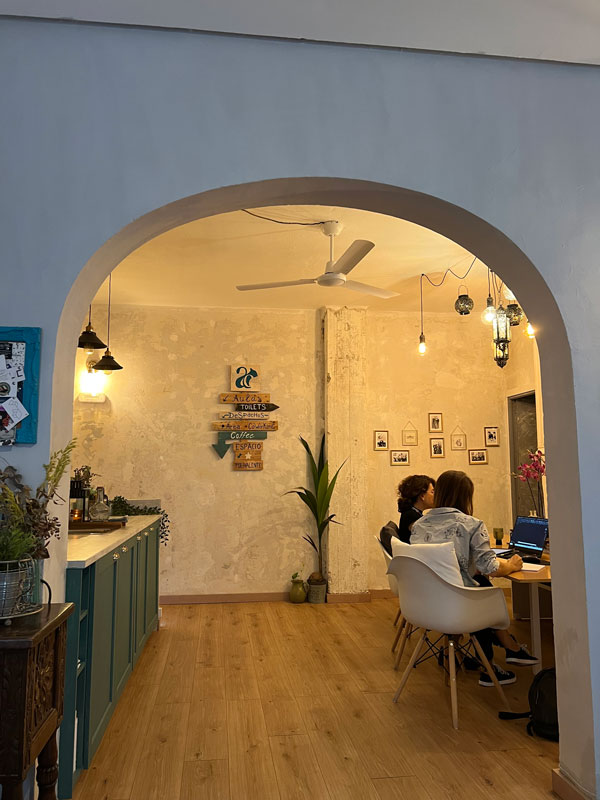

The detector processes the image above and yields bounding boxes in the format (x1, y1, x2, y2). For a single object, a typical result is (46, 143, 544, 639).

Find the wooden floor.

(73, 598, 558, 800)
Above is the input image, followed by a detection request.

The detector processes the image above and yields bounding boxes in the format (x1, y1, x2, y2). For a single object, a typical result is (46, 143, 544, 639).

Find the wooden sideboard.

(0, 603, 74, 800)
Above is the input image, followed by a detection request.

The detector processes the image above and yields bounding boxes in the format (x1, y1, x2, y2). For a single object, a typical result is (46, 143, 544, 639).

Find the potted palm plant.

(0, 440, 75, 618)
(286, 435, 345, 603)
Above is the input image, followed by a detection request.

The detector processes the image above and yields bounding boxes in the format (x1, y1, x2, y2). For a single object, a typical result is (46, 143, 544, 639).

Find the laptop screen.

(510, 516, 549, 553)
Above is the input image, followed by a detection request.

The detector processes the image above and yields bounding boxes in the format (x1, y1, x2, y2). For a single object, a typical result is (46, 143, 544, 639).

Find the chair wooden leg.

(392, 616, 405, 652)
(393, 629, 426, 703)
(448, 639, 459, 730)
(393, 607, 401, 626)
(394, 622, 412, 670)
(471, 636, 512, 711)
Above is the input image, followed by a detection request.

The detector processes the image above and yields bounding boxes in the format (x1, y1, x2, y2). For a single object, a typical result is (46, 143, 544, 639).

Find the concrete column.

(323, 306, 369, 597)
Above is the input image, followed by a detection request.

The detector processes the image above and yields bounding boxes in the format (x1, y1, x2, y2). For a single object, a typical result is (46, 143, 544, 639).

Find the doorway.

(509, 392, 538, 519)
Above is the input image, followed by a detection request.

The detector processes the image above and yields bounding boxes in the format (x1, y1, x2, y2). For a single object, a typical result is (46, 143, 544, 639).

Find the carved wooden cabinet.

(0, 603, 74, 800)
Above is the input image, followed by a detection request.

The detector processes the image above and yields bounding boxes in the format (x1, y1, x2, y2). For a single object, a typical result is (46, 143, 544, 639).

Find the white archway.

(53, 177, 590, 796)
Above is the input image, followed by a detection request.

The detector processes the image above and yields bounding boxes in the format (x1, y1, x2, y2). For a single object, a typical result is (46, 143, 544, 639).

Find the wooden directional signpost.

(213, 369, 278, 469)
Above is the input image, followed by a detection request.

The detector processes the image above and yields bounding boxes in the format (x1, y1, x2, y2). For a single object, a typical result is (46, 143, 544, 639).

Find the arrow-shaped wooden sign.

(212, 430, 268, 459)
(212, 420, 278, 431)
(235, 403, 279, 412)
(218, 411, 271, 420)
(220, 392, 270, 404)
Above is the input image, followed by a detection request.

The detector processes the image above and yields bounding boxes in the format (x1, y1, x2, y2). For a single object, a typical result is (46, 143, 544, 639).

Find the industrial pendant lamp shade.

(91, 273, 123, 374)
(506, 302, 524, 326)
(92, 348, 122, 372)
(78, 306, 106, 354)
(492, 304, 511, 368)
(454, 285, 474, 316)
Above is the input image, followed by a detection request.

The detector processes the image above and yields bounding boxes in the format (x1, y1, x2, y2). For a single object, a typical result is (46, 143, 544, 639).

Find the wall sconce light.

(525, 321, 536, 338)
(492, 304, 511, 367)
(78, 361, 107, 403)
(78, 305, 106, 354)
(454, 285, 474, 316)
(418, 275, 427, 355)
(92, 273, 123, 373)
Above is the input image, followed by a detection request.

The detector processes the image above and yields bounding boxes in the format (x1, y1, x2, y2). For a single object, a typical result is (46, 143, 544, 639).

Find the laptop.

(495, 516, 549, 562)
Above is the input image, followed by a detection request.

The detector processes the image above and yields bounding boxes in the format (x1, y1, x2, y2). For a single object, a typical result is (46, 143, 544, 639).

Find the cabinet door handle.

(136, 535, 142, 541)
(121, 545, 128, 553)
(113, 552, 120, 561)
(144, 531, 149, 537)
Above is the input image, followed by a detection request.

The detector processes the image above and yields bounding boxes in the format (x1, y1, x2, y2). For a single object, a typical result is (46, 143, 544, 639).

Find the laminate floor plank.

(227, 698, 280, 800)
(372, 776, 434, 800)
(269, 734, 332, 800)
(181, 759, 230, 800)
(196, 604, 224, 667)
(261, 697, 306, 736)
(155, 637, 198, 704)
(129, 702, 190, 800)
(222, 604, 255, 670)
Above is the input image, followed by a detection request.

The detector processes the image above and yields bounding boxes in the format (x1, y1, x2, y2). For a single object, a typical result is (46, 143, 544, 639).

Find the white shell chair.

(387, 553, 512, 729)
(374, 536, 401, 624)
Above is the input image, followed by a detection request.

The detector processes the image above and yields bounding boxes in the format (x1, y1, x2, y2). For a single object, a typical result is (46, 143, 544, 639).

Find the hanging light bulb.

(454, 284, 474, 316)
(78, 305, 106, 354)
(417, 275, 427, 356)
(482, 296, 496, 324)
(92, 273, 123, 373)
(492, 304, 511, 367)
(526, 321, 535, 338)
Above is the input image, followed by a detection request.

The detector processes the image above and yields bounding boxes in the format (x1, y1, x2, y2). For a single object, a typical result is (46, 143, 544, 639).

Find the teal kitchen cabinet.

(58, 516, 161, 799)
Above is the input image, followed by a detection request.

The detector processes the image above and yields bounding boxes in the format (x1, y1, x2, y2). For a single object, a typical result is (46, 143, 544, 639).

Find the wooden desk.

(506, 565, 551, 674)
(0, 603, 74, 800)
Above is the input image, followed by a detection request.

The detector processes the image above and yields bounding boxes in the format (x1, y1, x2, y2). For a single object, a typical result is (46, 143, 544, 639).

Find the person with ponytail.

(397, 475, 436, 543)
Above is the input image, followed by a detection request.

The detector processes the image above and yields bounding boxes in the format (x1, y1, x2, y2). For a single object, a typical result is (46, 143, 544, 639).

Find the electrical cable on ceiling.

(421, 256, 478, 289)
(241, 209, 328, 226)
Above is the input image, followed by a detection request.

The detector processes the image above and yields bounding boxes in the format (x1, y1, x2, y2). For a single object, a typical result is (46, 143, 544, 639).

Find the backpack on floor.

(498, 667, 559, 741)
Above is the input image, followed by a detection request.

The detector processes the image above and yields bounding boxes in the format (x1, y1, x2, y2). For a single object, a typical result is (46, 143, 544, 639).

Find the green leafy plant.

(0, 440, 76, 561)
(72, 465, 100, 487)
(286, 435, 345, 583)
(111, 496, 171, 545)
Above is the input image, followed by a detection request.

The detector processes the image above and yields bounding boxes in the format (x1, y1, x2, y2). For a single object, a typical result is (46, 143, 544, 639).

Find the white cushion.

(391, 539, 464, 587)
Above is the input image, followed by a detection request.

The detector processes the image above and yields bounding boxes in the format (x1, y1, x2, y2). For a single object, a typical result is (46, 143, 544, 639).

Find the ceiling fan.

(236, 221, 399, 299)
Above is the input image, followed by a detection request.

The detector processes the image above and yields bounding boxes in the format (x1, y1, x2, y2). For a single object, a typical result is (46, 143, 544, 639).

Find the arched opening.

(52, 177, 586, 798)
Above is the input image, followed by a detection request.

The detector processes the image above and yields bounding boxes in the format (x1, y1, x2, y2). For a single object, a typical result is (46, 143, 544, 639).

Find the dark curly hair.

(397, 474, 436, 513)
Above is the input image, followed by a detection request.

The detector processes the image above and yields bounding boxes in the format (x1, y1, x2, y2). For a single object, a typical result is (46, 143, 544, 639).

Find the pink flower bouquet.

(515, 449, 546, 517)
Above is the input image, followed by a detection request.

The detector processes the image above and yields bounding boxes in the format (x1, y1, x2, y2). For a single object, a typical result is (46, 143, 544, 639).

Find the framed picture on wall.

(469, 449, 488, 464)
(374, 430, 389, 450)
(484, 426, 499, 446)
(428, 413, 443, 433)
(390, 449, 410, 466)
(430, 437, 445, 458)
(451, 433, 467, 450)
(402, 429, 418, 446)
(0, 327, 41, 446)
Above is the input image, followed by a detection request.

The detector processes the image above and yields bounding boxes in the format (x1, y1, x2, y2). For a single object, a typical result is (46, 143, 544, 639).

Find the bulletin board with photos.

(0, 327, 41, 446)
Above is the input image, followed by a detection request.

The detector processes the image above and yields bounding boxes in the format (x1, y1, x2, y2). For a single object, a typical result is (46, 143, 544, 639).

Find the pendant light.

(454, 284, 474, 316)
(481, 269, 497, 324)
(492, 303, 511, 368)
(417, 274, 427, 355)
(525, 321, 536, 339)
(78, 305, 106, 354)
(92, 273, 123, 373)
(506, 302, 524, 326)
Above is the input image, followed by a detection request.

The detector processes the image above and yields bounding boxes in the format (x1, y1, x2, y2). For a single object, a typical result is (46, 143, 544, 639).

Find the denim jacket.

(410, 507, 499, 587)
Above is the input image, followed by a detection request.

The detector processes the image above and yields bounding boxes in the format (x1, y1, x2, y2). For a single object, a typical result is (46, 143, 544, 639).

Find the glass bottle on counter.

(88, 486, 111, 521)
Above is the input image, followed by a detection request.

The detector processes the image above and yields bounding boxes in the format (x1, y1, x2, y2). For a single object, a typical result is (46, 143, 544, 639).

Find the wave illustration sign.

(230, 363, 261, 391)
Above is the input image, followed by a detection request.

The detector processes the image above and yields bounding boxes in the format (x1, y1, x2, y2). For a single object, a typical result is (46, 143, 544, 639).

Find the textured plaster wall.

(366, 311, 538, 590)
(72, 304, 324, 596)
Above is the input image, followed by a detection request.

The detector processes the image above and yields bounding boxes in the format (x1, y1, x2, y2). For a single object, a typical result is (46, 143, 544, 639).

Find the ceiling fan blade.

(236, 278, 316, 291)
(344, 280, 399, 299)
(333, 240, 375, 275)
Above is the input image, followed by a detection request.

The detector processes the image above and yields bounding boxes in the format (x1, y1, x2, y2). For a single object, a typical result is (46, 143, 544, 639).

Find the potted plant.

(286, 435, 345, 604)
(71, 464, 99, 493)
(289, 571, 307, 604)
(0, 440, 75, 618)
(515, 449, 546, 517)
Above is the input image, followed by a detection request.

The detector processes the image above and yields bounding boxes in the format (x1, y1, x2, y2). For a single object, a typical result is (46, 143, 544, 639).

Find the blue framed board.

(0, 326, 41, 445)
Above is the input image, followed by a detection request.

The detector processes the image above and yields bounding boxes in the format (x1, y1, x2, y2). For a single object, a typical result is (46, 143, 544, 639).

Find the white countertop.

(67, 515, 162, 568)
